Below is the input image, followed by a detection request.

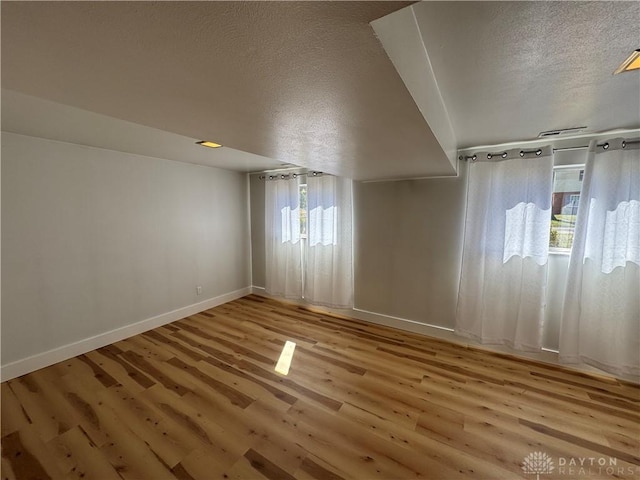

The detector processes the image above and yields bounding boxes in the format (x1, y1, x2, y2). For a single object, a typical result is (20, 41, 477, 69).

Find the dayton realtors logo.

(522, 451, 555, 480)
(522, 451, 640, 478)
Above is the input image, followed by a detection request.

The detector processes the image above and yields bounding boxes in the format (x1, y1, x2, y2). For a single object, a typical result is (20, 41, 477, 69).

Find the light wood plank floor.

(2, 295, 639, 479)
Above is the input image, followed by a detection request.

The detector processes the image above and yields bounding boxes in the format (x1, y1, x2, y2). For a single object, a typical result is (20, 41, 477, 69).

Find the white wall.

(353, 165, 467, 329)
(1, 133, 251, 375)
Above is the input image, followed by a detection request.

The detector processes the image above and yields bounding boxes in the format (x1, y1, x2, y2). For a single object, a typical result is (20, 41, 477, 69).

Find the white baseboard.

(249, 288, 621, 380)
(250, 287, 457, 340)
(250, 286, 356, 318)
(250, 286, 456, 338)
(1, 287, 251, 382)
(351, 307, 456, 338)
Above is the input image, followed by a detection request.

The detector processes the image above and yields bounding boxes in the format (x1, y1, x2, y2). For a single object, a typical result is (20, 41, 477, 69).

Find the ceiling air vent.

(538, 127, 587, 138)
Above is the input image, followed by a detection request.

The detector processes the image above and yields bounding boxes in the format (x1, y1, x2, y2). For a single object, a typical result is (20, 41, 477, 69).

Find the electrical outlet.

(196, 285, 203, 295)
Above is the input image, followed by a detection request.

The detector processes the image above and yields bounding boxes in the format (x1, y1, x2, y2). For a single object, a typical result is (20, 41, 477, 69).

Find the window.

(550, 166, 584, 250)
(299, 184, 307, 238)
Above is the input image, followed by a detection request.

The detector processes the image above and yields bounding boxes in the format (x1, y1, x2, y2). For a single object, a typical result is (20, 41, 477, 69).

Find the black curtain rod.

(258, 171, 324, 180)
(460, 139, 640, 161)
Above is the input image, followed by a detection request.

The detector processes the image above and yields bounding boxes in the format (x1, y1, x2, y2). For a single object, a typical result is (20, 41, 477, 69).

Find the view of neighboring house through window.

(550, 166, 584, 250)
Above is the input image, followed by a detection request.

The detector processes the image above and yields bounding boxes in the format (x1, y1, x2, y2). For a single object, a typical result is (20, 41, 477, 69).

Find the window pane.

(550, 167, 584, 250)
(299, 184, 307, 237)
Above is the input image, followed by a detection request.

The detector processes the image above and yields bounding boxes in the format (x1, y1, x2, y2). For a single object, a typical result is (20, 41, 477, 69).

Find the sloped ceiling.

(1, 1, 457, 181)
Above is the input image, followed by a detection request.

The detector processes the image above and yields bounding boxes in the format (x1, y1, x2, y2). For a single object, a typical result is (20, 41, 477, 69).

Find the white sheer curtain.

(265, 176, 303, 299)
(560, 138, 640, 379)
(456, 147, 554, 350)
(305, 175, 353, 308)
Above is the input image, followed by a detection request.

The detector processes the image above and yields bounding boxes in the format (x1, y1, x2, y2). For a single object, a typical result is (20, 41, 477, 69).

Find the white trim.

(348, 308, 608, 375)
(359, 158, 462, 183)
(251, 286, 354, 317)
(250, 289, 616, 380)
(0, 287, 251, 381)
(253, 286, 457, 338)
(353, 307, 454, 334)
(347, 312, 613, 378)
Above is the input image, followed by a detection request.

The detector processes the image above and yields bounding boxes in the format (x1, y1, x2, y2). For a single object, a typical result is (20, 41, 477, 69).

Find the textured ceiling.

(2, 1, 458, 181)
(3, 1, 637, 179)
(412, 1, 640, 149)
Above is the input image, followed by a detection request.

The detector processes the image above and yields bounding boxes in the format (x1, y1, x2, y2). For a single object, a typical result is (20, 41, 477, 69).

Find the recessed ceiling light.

(196, 140, 222, 148)
(614, 49, 640, 75)
(538, 127, 587, 138)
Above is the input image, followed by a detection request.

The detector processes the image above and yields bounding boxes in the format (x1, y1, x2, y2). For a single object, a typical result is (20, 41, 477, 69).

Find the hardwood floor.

(2, 294, 639, 480)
